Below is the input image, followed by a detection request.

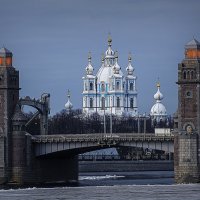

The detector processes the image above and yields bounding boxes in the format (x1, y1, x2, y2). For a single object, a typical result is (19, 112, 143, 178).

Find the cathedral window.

(117, 97, 120, 108)
(90, 98, 93, 108)
(101, 83, 105, 92)
(101, 97, 105, 109)
(130, 82, 133, 91)
(89, 82, 93, 90)
(130, 98, 133, 108)
(116, 81, 120, 90)
(85, 83, 87, 91)
(84, 97, 87, 107)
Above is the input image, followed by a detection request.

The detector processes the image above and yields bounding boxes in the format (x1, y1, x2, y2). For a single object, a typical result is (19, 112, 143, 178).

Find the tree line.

(25, 109, 173, 135)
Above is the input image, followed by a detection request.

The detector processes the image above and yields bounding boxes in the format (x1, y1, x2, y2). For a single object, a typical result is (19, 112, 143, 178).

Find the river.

(0, 171, 200, 200)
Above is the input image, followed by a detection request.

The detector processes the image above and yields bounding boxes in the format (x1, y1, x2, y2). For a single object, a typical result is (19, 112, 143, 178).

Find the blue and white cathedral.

(82, 37, 138, 116)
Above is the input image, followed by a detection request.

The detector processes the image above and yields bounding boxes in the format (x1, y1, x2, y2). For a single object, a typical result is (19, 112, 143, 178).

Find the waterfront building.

(82, 36, 138, 116)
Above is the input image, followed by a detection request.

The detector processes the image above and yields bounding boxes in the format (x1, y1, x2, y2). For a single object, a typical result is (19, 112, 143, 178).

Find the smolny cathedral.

(65, 36, 168, 123)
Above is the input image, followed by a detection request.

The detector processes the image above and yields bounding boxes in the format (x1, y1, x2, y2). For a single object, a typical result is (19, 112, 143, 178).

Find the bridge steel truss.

(32, 133, 174, 157)
(18, 93, 50, 135)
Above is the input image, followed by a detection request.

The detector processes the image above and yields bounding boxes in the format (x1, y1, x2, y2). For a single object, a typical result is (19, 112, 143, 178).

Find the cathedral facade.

(82, 37, 138, 116)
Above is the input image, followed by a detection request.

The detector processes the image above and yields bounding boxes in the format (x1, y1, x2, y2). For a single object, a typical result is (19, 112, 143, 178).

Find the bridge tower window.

(183, 71, 186, 79)
(187, 71, 190, 79)
(191, 70, 194, 79)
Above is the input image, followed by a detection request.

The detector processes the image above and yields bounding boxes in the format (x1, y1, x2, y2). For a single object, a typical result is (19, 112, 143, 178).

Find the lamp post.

(110, 97, 112, 136)
(95, 76, 98, 114)
(103, 107, 106, 135)
(144, 113, 146, 136)
(137, 113, 140, 133)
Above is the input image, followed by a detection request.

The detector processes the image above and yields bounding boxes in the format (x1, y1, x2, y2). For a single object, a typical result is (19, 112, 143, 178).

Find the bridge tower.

(0, 47, 19, 183)
(175, 38, 200, 183)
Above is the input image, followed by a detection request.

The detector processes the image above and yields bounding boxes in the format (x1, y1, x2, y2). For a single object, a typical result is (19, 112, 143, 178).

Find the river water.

(0, 171, 200, 200)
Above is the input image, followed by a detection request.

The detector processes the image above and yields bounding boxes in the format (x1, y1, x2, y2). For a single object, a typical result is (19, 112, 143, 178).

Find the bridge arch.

(33, 134, 174, 158)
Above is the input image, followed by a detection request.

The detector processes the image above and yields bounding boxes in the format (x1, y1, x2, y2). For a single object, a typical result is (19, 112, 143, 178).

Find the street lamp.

(137, 113, 140, 133)
(110, 97, 113, 136)
(103, 106, 106, 135)
(95, 76, 98, 114)
(143, 112, 146, 136)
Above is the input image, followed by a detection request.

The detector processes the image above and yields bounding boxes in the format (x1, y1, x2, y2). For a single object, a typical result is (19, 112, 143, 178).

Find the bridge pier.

(35, 155, 78, 185)
(11, 105, 78, 186)
(174, 133, 200, 183)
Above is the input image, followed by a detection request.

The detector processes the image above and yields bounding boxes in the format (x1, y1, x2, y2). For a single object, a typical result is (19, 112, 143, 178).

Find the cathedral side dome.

(85, 52, 94, 75)
(65, 90, 73, 113)
(150, 102, 167, 117)
(150, 82, 167, 121)
(126, 54, 134, 75)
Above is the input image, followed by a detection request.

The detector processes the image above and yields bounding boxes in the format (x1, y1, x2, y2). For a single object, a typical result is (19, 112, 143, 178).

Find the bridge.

(32, 133, 174, 157)
(1, 41, 200, 186)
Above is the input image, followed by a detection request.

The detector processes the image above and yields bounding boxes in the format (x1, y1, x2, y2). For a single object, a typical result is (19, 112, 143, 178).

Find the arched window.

(90, 82, 93, 90)
(183, 71, 186, 79)
(187, 71, 190, 79)
(116, 81, 120, 90)
(101, 97, 105, 109)
(101, 83, 105, 92)
(130, 98, 133, 108)
(191, 70, 194, 79)
(130, 82, 133, 91)
(117, 97, 120, 108)
(84, 97, 87, 107)
(90, 98, 93, 108)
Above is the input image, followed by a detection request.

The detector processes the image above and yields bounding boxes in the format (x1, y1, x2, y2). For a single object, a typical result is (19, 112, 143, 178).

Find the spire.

(108, 33, 112, 47)
(185, 37, 200, 49)
(154, 81, 163, 102)
(126, 52, 134, 75)
(65, 90, 73, 113)
(113, 51, 120, 74)
(85, 52, 94, 75)
(101, 53, 105, 63)
(105, 34, 114, 58)
(0, 46, 13, 67)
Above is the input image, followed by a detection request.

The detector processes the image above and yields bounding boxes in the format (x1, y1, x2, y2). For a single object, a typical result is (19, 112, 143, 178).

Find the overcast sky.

(0, 0, 200, 115)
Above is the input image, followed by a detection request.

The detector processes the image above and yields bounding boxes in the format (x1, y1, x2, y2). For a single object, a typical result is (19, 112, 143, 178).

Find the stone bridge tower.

(175, 38, 200, 183)
(0, 47, 19, 183)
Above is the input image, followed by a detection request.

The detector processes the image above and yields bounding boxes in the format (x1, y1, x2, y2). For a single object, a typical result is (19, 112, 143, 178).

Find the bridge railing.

(31, 133, 174, 143)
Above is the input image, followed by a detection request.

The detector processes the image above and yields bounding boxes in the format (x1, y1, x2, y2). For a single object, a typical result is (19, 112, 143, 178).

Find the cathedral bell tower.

(174, 38, 200, 183)
(0, 47, 20, 183)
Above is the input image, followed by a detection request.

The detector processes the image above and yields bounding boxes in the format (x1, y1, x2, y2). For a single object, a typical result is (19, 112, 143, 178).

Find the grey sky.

(0, 0, 200, 115)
